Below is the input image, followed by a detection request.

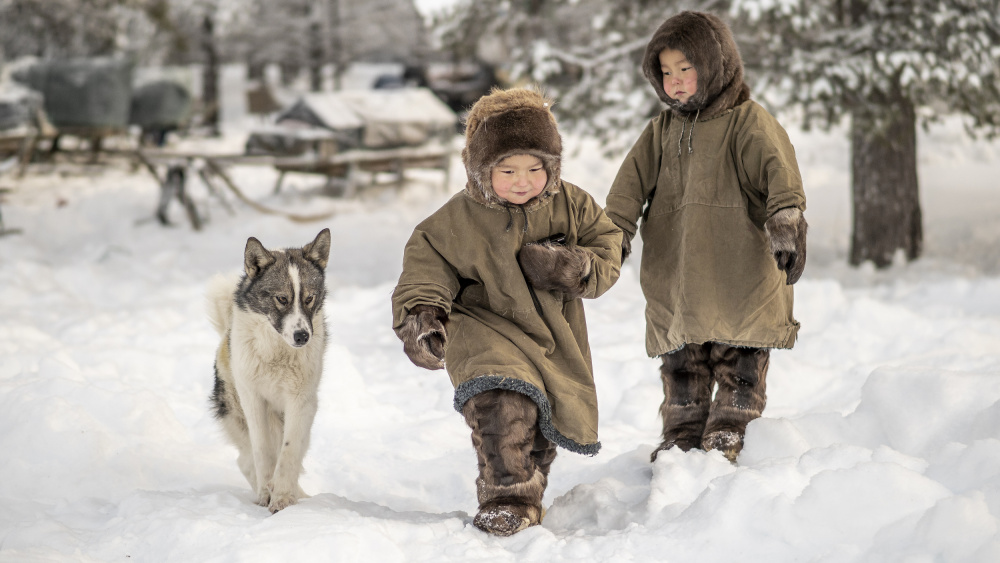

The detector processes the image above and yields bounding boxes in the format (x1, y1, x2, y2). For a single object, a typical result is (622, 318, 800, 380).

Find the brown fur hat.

(642, 11, 751, 118)
(462, 87, 562, 205)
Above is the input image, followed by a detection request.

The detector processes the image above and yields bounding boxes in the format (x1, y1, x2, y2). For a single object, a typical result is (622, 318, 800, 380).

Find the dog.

(206, 228, 331, 513)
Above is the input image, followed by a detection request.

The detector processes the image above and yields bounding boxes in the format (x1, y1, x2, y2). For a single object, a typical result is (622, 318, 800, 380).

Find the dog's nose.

(293, 330, 310, 346)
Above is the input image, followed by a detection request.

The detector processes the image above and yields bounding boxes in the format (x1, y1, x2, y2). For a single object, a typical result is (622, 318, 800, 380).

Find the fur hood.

(461, 87, 562, 207)
(642, 11, 751, 118)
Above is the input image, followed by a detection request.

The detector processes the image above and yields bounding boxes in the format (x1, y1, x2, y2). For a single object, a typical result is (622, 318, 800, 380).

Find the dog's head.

(236, 228, 331, 348)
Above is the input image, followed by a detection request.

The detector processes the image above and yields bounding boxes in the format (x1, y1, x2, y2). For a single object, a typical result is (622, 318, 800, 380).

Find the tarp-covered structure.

(13, 57, 133, 132)
(129, 80, 191, 130)
(334, 88, 457, 149)
(248, 87, 457, 157)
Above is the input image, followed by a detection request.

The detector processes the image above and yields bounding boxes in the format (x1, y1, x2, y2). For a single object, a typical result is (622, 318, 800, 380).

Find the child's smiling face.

(659, 48, 698, 104)
(491, 154, 548, 204)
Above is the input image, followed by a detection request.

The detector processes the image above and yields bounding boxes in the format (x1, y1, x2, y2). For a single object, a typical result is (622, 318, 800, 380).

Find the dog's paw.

(254, 489, 271, 508)
(268, 492, 298, 513)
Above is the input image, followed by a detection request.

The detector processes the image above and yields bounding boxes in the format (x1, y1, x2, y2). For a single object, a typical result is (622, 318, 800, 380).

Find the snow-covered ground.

(1, 112, 999, 562)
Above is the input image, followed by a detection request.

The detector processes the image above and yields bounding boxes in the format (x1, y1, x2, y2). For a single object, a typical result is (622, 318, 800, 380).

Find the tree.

(0, 0, 168, 60)
(734, 0, 1000, 268)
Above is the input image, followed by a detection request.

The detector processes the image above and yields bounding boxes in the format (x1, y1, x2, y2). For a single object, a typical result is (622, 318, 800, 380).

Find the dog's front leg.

(267, 395, 318, 513)
(239, 390, 279, 508)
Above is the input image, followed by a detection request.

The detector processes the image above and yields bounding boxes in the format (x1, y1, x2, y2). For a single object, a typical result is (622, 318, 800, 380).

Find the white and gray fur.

(207, 228, 331, 513)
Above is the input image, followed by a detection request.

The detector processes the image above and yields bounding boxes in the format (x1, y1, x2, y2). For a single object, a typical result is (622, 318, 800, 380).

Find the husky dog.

(206, 228, 331, 513)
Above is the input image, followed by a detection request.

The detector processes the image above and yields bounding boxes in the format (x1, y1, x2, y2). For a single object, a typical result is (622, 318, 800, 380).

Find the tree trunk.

(849, 95, 922, 268)
(201, 11, 220, 136)
(308, 20, 324, 91)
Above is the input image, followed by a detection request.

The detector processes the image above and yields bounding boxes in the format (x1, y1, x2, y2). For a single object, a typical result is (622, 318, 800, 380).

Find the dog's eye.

(275, 295, 289, 305)
(304, 296, 314, 306)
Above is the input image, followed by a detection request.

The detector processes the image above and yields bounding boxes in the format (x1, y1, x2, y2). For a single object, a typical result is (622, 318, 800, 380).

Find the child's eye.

(530, 167, 543, 172)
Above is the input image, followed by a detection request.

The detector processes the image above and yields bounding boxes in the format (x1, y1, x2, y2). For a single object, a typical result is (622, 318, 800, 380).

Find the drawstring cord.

(676, 115, 687, 157)
(688, 109, 700, 154)
(503, 202, 528, 234)
(676, 110, 701, 156)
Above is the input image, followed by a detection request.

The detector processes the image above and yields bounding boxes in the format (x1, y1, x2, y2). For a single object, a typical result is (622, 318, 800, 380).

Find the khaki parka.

(607, 11, 806, 358)
(607, 101, 805, 357)
(392, 181, 622, 454)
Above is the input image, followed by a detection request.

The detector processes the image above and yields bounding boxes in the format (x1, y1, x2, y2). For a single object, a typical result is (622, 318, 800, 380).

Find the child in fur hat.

(392, 87, 622, 536)
(605, 11, 808, 463)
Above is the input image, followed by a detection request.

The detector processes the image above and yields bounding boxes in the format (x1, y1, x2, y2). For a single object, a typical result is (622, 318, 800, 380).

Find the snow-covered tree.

(0, 0, 168, 60)
(734, 0, 1000, 267)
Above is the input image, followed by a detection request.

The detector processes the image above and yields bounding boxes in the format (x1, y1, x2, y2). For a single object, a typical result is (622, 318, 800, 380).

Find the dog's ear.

(302, 228, 331, 270)
(244, 237, 275, 278)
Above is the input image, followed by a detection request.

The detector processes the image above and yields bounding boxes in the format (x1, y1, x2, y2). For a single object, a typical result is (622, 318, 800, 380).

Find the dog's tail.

(206, 272, 241, 337)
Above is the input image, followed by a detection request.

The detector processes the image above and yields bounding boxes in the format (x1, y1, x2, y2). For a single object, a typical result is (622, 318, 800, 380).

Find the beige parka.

(392, 89, 622, 454)
(606, 12, 806, 357)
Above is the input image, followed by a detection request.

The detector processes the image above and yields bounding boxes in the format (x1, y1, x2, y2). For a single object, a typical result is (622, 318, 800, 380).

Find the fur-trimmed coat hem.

(453, 376, 601, 456)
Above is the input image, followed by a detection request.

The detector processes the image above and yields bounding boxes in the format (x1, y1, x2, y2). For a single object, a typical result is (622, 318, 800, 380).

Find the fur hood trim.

(462, 87, 562, 207)
(642, 11, 751, 118)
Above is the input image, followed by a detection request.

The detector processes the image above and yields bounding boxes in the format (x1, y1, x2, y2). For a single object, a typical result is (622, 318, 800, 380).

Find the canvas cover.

(337, 88, 457, 148)
(14, 57, 132, 130)
(130, 80, 191, 128)
(274, 87, 456, 150)
(277, 94, 364, 132)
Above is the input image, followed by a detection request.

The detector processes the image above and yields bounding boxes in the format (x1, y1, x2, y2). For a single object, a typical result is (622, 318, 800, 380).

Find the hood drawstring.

(503, 203, 529, 234)
(688, 109, 700, 154)
(676, 115, 687, 157)
(676, 109, 701, 157)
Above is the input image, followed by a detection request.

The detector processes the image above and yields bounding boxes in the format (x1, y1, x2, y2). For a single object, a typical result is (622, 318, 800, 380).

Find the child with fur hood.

(392, 87, 622, 536)
(605, 11, 808, 463)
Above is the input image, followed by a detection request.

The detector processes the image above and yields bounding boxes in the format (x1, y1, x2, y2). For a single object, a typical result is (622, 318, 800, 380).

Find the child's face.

(491, 154, 548, 205)
(659, 48, 698, 104)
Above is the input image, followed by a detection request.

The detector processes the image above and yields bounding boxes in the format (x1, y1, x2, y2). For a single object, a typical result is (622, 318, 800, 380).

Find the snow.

(2, 110, 1000, 562)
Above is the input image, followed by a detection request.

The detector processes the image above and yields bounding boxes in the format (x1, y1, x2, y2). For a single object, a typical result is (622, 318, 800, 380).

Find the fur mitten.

(398, 304, 447, 370)
(764, 207, 808, 285)
(621, 234, 632, 264)
(518, 239, 592, 299)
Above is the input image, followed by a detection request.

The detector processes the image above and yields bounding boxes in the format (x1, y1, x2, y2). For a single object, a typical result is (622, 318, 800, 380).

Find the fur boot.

(650, 345, 713, 461)
(651, 343, 769, 463)
(463, 389, 555, 536)
(702, 345, 769, 463)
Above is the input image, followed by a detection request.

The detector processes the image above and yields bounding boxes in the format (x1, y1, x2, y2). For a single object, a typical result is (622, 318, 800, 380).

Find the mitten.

(764, 207, 808, 285)
(398, 304, 447, 370)
(518, 239, 592, 299)
(621, 234, 632, 264)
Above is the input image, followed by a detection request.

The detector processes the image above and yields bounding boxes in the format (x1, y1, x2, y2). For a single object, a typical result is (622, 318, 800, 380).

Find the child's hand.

(518, 239, 592, 299)
(399, 304, 447, 370)
(764, 207, 808, 285)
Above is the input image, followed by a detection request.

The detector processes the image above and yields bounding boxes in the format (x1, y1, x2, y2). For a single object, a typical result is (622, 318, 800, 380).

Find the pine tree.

(735, 0, 1000, 268)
